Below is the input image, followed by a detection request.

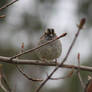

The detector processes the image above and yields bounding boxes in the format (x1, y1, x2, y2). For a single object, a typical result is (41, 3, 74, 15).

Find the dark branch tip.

(77, 53, 80, 61)
(61, 33, 67, 37)
(78, 18, 86, 29)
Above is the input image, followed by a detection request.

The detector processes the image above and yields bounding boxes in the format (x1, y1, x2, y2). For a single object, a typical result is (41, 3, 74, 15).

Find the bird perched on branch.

(37, 28, 62, 62)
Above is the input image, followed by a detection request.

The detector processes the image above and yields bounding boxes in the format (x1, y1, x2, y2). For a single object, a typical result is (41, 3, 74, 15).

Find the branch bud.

(78, 18, 86, 29)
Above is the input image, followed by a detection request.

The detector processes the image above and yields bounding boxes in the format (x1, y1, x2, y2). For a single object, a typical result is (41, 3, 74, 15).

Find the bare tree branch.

(0, 0, 18, 11)
(0, 0, 18, 19)
(16, 65, 43, 82)
(0, 15, 6, 18)
(35, 18, 86, 92)
(2, 75, 12, 92)
(0, 56, 92, 72)
(77, 53, 85, 89)
(0, 1, 88, 92)
(85, 76, 92, 92)
(0, 64, 11, 92)
(50, 68, 74, 80)
(10, 33, 67, 60)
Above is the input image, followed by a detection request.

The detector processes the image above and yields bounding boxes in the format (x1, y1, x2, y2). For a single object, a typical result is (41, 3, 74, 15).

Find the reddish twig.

(50, 68, 74, 80)
(35, 18, 86, 92)
(0, 0, 18, 11)
(16, 65, 43, 82)
(77, 53, 85, 89)
(0, 64, 11, 92)
(10, 32, 67, 60)
(85, 76, 92, 92)
(0, 0, 18, 19)
(15, 42, 43, 82)
(2, 74, 12, 92)
(0, 15, 5, 18)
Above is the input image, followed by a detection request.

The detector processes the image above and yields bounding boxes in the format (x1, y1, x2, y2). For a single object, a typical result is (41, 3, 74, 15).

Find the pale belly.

(37, 40, 62, 60)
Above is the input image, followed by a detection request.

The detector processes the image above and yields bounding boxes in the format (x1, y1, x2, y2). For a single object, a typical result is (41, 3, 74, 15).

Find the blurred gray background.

(0, 0, 92, 92)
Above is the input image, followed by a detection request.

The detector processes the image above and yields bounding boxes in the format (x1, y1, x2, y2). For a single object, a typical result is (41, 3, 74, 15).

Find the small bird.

(37, 28, 62, 62)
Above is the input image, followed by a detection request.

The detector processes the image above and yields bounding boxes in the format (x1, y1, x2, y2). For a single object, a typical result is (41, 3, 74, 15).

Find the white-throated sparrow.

(37, 28, 62, 62)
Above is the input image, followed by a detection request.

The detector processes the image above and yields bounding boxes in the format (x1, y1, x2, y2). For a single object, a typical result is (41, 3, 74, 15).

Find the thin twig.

(50, 68, 74, 80)
(2, 75, 12, 92)
(10, 33, 67, 60)
(16, 65, 43, 82)
(0, 65, 10, 92)
(15, 42, 43, 82)
(0, 15, 6, 18)
(0, 0, 18, 11)
(77, 53, 85, 89)
(0, 81, 8, 92)
(85, 76, 92, 92)
(35, 18, 86, 92)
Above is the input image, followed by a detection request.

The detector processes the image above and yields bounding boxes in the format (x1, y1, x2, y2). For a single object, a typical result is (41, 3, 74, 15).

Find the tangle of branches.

(0, 1, 91, 92)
